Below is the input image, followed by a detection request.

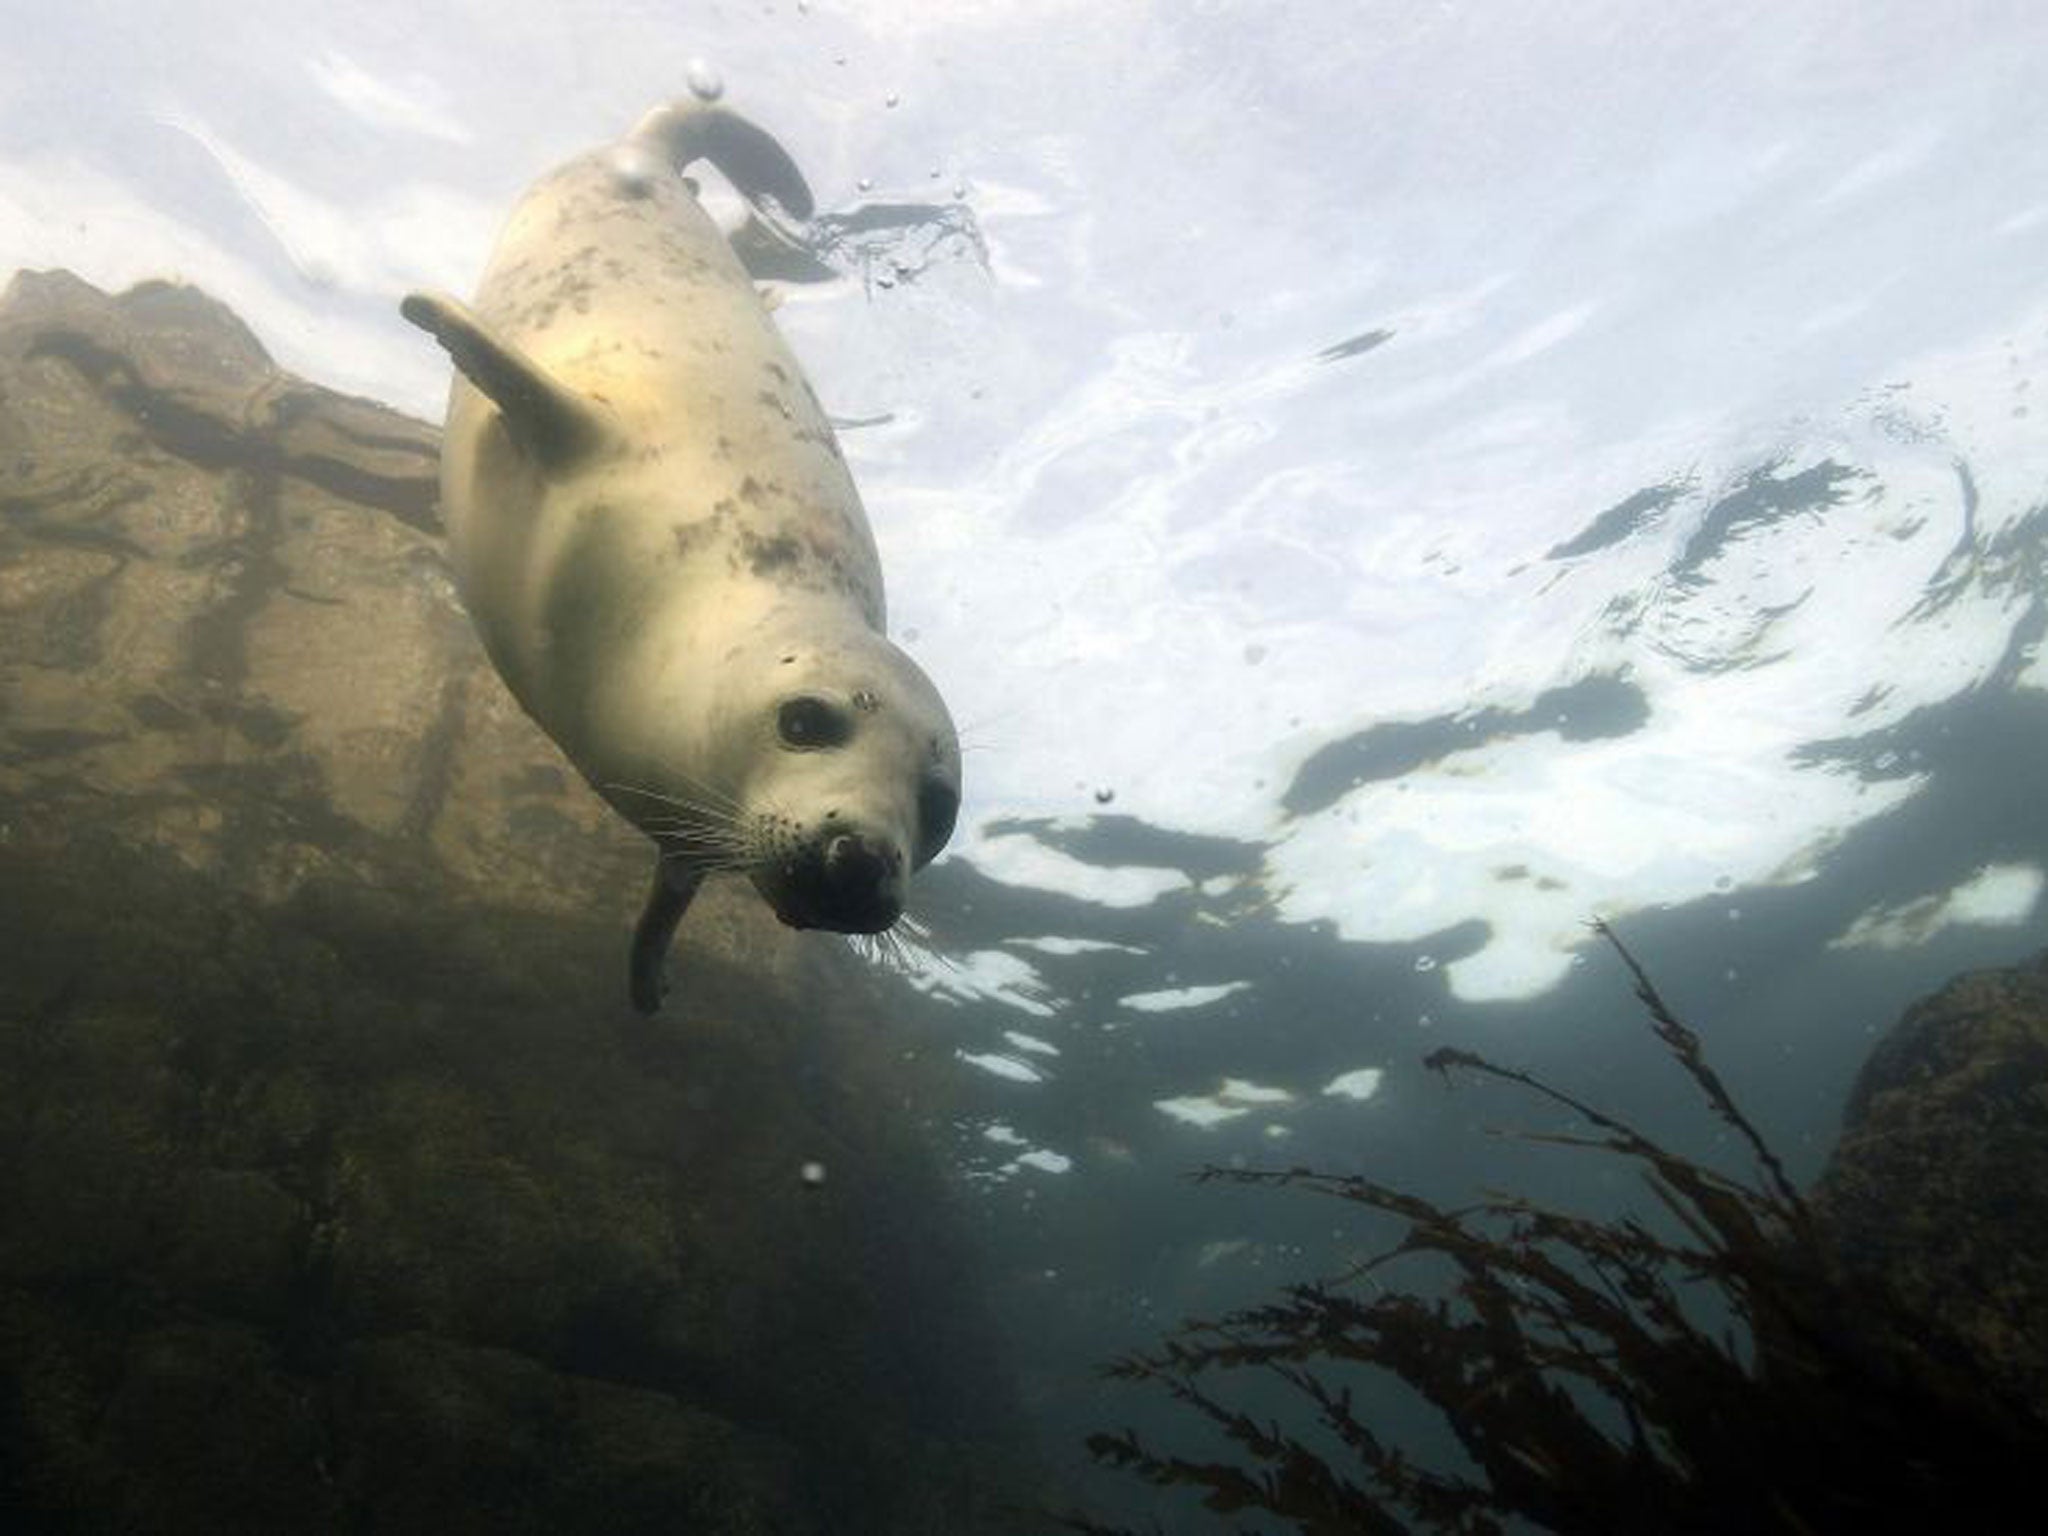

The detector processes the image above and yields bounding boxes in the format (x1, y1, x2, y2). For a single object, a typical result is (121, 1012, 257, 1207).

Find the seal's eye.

(915, 778, 960, 864)
(777, 696, 849, 750)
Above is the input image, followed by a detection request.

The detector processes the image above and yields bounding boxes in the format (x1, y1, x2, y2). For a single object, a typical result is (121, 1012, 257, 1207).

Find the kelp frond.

(1066, 925, 2048, 1535)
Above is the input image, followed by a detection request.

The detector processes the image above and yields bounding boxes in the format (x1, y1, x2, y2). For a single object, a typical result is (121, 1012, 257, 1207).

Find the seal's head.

(743, 631, 960, 933)
(620, 623, 960, 936)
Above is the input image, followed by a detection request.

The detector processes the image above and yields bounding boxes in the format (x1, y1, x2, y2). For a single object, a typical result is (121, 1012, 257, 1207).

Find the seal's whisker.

(651, 823, 757, 856)
(642, 803, 750, 834)
(662, 769, 755, 817)
(637, 805, 736, 826)
(656, 841, 755, 874)
(953, 708, 1016, 756)
(608, 778, 750, 819)
(656, 841, 756, 867)
(641, 820, 751, 852)
(845, 910, 953, 976)
(613, 778, 764, 852)
(634, 793, 742, 819)
(611, 775, 750, 817)
(906, 915, 958, 974)
(642, 815, 751, 845)
(606, 780, 684, 806)
(845, 930, 904, 972)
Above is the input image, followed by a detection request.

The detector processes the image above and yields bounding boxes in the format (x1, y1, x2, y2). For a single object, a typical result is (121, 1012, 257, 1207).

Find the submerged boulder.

(0, 271, 1023, 1534)
(1816, 949, 2048, 1418)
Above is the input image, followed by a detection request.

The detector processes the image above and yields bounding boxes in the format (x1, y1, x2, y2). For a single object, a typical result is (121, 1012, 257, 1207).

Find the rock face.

(1816, 950, 2048, 1418)
(0, 271, 1022, 1534)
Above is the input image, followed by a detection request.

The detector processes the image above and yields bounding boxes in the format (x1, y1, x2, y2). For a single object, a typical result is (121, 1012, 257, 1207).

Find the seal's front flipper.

(401, 291, 613, 468)
(629, 858, 705, 1014)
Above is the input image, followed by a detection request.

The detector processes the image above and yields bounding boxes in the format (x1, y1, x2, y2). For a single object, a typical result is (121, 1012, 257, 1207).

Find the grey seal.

(402, 99, 960, 1012)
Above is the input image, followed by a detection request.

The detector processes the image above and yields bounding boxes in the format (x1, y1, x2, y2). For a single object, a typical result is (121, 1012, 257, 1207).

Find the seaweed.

(1066, 923, 2048, 1534)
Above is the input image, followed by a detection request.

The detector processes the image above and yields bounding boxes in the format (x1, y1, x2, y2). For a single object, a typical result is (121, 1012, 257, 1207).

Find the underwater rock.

(336, 1333, 814, 1535)
(0, 267, 641, 922)
(0, 271, 1025, 1533)
(1816, 948, 2048, 1417)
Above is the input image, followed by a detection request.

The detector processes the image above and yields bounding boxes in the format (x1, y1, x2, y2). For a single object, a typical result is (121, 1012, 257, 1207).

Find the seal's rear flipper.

(629, 858, 705, 1014)
(629, 102, 815, 221)
(401, 291, 614, 468)
(730, 212, 839, 284)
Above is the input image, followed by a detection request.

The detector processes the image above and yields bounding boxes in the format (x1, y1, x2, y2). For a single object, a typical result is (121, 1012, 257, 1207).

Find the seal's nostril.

(824, 834, 893, 897)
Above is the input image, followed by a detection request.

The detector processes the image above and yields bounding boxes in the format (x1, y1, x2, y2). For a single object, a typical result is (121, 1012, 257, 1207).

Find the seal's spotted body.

(405, 101, 959, 1011)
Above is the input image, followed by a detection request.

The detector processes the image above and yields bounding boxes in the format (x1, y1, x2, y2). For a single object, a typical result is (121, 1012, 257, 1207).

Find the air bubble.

(687, 60, 724, 101)
(799, 1160, 827, 1187)
(858, 176, 874, 192)
(1414, 955, 1437, 973)
(885, 92, 901, 108)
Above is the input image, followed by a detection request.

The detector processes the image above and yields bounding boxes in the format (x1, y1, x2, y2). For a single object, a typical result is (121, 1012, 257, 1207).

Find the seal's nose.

(825, 832, 880, 882)
(756, 825, 907, 934)
(821, 832, 902, 931)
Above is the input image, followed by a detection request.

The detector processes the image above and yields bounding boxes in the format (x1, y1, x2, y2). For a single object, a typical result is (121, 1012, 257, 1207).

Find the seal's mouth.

(759, 830, 905, 934)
